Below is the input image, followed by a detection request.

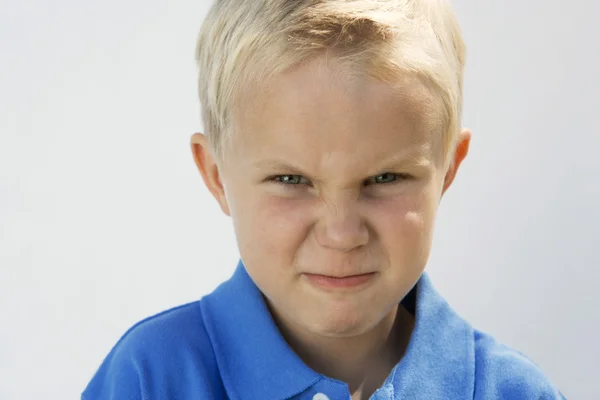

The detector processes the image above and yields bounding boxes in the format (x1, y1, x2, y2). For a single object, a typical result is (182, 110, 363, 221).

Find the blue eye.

(269, 173, 411, 188)
(374, 173, 397, 184)
(367, 173, 411, 185)
(273, 175, 309, 185)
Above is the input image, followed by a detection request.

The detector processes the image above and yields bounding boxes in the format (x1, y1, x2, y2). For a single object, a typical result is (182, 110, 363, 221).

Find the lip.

(303, 272, 376, 289)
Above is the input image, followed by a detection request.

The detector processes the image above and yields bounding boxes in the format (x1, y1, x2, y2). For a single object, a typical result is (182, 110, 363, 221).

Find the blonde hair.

(195, 0, 466, 166)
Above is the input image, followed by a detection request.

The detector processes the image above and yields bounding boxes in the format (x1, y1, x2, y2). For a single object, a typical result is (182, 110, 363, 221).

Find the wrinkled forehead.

(228, 56, 445, 163)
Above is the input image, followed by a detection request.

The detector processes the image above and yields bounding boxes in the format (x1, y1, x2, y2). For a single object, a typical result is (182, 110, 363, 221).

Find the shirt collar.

(388, 272, 475, 399)
(200, 260, 320, 400)
(201, 260, 474, 400)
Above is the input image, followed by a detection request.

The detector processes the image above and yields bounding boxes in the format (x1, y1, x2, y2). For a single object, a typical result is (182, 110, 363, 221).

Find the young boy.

(83, 0, 566, 399)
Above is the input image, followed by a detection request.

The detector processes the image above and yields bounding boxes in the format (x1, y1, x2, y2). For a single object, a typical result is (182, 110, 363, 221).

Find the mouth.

(302, 272, 377, 289)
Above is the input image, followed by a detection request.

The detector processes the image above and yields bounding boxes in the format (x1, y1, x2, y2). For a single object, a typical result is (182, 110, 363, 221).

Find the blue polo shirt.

(82, 261, 565, 399)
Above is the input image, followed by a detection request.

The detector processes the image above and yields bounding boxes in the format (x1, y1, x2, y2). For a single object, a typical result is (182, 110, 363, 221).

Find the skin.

(191, 55, 471, 400)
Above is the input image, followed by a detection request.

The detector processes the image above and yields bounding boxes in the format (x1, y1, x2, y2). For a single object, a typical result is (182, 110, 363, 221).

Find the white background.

(1, 0, 598, 399)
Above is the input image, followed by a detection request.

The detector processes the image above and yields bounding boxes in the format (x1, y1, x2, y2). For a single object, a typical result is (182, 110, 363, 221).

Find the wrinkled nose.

(314, 199, 369, 252)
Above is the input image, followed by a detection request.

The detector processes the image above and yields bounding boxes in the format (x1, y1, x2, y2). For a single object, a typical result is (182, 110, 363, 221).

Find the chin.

(308, 310, 376, 338)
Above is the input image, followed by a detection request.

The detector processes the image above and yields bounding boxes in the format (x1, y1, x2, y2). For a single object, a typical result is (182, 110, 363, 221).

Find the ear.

(190, 133, 231, 216)
(442, 128, 471, 196)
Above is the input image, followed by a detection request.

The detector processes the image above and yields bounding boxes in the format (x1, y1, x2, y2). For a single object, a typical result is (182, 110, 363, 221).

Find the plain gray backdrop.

(1, 0, 598, 399)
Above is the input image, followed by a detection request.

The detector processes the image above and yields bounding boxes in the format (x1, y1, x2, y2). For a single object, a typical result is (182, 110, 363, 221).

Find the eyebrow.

(253, 149, 432, 177)
(252, 160, 311, 177)
(377, 152, 433, 169)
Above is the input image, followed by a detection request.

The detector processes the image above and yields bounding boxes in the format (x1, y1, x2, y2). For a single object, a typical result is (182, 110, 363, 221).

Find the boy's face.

(192, 56, 470, 339)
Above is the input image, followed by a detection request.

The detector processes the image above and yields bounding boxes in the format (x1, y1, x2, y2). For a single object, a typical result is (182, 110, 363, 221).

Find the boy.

(83, 0, 566, 399)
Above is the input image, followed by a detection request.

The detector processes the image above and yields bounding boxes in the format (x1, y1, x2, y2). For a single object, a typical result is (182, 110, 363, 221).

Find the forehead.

(229, 56, 444, 172)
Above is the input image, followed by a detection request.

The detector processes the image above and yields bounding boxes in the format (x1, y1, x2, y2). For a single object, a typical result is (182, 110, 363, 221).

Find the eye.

(366, 172, 411, 185)
(271, 175, 310, 186)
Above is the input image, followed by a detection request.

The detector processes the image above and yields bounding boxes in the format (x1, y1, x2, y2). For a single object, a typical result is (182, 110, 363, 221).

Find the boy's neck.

(269, 302, 415, 400)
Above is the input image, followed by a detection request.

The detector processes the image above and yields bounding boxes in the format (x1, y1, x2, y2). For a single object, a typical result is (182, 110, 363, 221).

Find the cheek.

(235, 194, 312, 260)
(234, 195, 315, 308)
(373, 190, 438, 255)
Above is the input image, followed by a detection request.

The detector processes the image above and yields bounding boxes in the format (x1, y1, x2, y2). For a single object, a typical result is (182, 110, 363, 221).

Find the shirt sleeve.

(81, 302, 220, 400)
(473, 331, 567, 399)
(81, 330, 145, 400)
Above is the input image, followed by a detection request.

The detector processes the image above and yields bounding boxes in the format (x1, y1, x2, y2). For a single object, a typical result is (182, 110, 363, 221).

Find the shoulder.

(82, 300, 225, 400)
(473, 330, 565, 399)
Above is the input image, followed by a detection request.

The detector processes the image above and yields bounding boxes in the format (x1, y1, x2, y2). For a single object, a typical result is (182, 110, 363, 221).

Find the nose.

(314, 199, 369, 252)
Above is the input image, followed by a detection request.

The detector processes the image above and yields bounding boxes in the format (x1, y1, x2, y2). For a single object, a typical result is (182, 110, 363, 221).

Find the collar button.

(312, 394, 330, 400)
